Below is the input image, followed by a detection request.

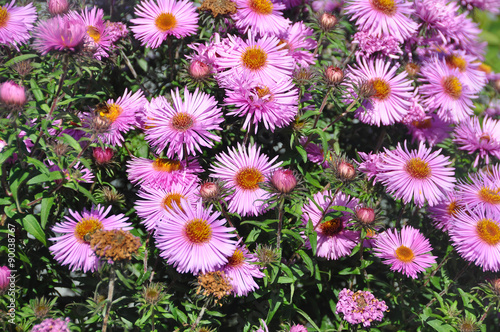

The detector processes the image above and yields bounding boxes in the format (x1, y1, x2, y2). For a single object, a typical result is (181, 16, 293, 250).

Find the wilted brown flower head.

(90, 229, 141, 262)
(199, 0, 237, 17)
(142, 283, 165, 306)
(30, 297, 53, 319)
(195, 271, 232, 306)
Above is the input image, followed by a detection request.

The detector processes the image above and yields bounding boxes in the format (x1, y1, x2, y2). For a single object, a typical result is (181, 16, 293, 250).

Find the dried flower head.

(29, 297, 53, 319)
(405, 62, 420, 77)
(89, 229, 141, 262)
(85, 111, 112, 136)
(12, 60, 32, 78)
(293, 67, 316, 86)
(52, 142, 70, 157)
(199, 0, 237, 17)
(94, 186, 125, 206)
(141, 283, 166, 306)
(255, 244, 280, 266)
(455, 315, 479, 332)
(357, 79, 377, 99)
(195, 271, 232, 306)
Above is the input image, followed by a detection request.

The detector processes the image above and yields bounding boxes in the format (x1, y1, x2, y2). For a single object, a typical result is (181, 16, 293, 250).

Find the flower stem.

(313, 32, 325, 57)
(322, 98, 359, 132)
(218, 202, 241, 241)
(276, 196, 285, 251)
(102, 266, 116, 332)
(191, 302, 207, 331)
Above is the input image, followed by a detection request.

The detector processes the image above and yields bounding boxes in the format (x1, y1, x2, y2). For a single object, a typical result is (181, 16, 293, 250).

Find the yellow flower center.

(87, 26, 101, 43)
(255, 86, 272, 100)
(478, 63, 492, 74)
(152, 158, 182, 172)
(370, 78, 391, 101)
(478, 187, 500, 205)
(241, 46, 267, 71)
(476, 219, 500, 245)
(479, 134, 491, 144)
(185, 218, 212, 244)
(405, 157, 431, 179)
(171, 112, 194, 131)
(412, 118, 432, 129)
(99, 103, 122, 123)
(371, 0, 397, 16)
(395, 245, 414, 263)
(319, 217, 343, 237)
(277, 39, 291, 51)
(163, 193, 185, 210)
(442, 76, 462, 100)
(235, 167, 264, 190)
(445, 55, 467, 72)
(249, 0, 274, 15)
(0, 6, 9, 28)
(74, 217, 104, 243)
(227, 249, 245, 267)
(446, 200, 462, 217)
(155, 12, 177, 32)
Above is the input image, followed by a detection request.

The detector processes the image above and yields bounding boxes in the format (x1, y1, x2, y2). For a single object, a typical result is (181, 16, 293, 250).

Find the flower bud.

(356, 207, 376, 225)
(200, 181, 220, 200)
(0, 266, 10, 293)
(405, 62, 420, 77)
(325, 66, 344, 85)
(338, 161, 356, 181)
(189, 60, 211, 79)
(319, 12, 338, 31)
(0, 81, 26, 106)
(271, 169, 297, 194)
(93, 147, 114, 165)
(48, 0, 69, 15)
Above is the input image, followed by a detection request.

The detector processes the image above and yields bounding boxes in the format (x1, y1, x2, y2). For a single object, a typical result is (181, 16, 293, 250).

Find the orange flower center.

(405, 157, 431, 179)
(478, 63, 492, 74)
(445, 55, 467, 72)
(249, 0, 273, 14)
(395, 245, 414, 263)
(99, 103, 122, 123)
(255, 86, 272, 100)
(152, 158, 182, 172)
(235, 167, 264, 190)
(241, 46, 267, 71)
(155, 12, 177, 32)
(442, 76, 462, 100)
(319, 217, 343, 237)
(227, 249, 245, 267)
(412, 118, 432, 129)
(371, 0, 397, 16)
(163, 193, 185, 210)
(478, 187, 500, 205)
(75, 217, 104, 243)
(370, 78, 391, 101)
(476, 219, 500, 245)
(0, 6, 10, 28)
(446, 200, 462, 217)
(171, 112, 194, 131)
(185, 218, 212, 244)
(87, 26, 101, 43)
(479, 134, 491, 144)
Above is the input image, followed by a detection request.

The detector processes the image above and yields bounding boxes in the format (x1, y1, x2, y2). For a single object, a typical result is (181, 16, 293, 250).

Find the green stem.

(276, 196, 285, 251)
(191, 302, 207, 331)
(102, 266, 116, 332)
(313, 32, 325, 57)
(322, 98, 359, 132)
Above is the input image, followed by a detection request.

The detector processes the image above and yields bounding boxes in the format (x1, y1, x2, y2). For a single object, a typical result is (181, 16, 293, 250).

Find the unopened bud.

(271, 169, 297, 194)
(93, 147, 114, 165)
(200, 181, 220, 200)
(405, 62, 420, 77)
(0, 266, 10, 293)
(0, 81, 26, 106)
(356, 207, 375, 225)
(48, 0, 69, 15)
(319, 12, 338, 31)
(325, 66, 343, 85)
(189, 60, 210, 79)
(338, 161, 356, 181)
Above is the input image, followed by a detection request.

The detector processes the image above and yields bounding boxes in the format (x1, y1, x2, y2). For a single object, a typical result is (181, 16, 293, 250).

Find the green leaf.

(4, 54, 38, 67)
(40, 197, 55, 229)
(22, 215, 47, 246)
(295, 307, 321, 331)
(427, 319, 454, 332)
(116, 270, 134, 289)
(296, 144, 308, 163)
(60, 133, 82, 153)
(297, 250, 314, 276)
(27, 171, 63, 185)
(30, 78, 45, 103)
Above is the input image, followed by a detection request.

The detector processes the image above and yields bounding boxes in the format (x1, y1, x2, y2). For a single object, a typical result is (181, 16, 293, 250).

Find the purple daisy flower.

(277, 21, 317, 68)
(353, 30, 402, 59)
(419, 57, 477, 124)
(301, 190, 360, 260)
(49, 205, 131, 272)
(344, 58, 413, 126)
(215, 32, 295, 85)
(70, 6, 112, 60)
(33, 15, 87, 55)
(427, 190, 463, 232)
(127, 156, 202, 190)
(96, 89, 146, 146)
(356, 151, 385, 184)
(130, 0, 198, 48)
(376, 141, 456, 207)
(155, 199, 237, 274)
(457, 166, 500, 213)
(450, 207, 500, 271)
(336, 288, 388, 327)
(0, 1, 37, 49)
(443, 51, 487, 93)
(32, 317, 71, 332)
(289, 324, 308, 332)
(454, 116, 500, 168)
(135, 180, 200, 232)
(232, 0, 290, 36)
(407, 113, 451, 147)
(299, 137, 329, 168)
(210, 143, 281, 217)
(345, 0, 418, 42)
(374, 226, 437, 279)
(223, 74, 299, 133)
(145, 87, 223, 160)
(218, 242, 265, 296)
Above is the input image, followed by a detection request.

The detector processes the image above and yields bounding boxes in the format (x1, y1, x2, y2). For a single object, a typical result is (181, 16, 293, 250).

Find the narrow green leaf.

(60, 133, 82, 153)
(296, 144, 308, 163)
(22, 215, 47, 246)
(30, 78, 44, 102)
(27, 171, 63, 185)
(295, 307, 321, 331)
(40, 197, 55, 229)
(4, 54, 38, 67)
(297, 249, 314, 276)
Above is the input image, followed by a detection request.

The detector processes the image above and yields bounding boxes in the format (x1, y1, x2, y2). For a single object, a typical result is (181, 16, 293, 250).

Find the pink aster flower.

(374, 226, 437, 278)
(218, 242, 265, 296)
(130, 0, 198, 48)
(106, 21, 129, 44)
(48, 161, 95, 184)
(232, 0, 290, 36)
(277, 21, 317, 68)
(70, 6, 112, 60)
(454, 116, 500, 168)
(457, 166, 500, 213)
(442, 51, 487, 93)
(32, 317, 71, 332)
(33, 15, 87, 55)
(336, 288, 388, 327)
(428, 190, 463, 232)
(450, 208, 500, 272)
(356, 151, 385, 184)
(215, 32, 295, 85)
(289, 324, 308, 332)
(155, 199, 237, 274)
(49, 205, 131, 272)
(0, 266, 10, 293)
(301, 190, 360, 260)
(145, 87, 223, 159)
(419, 57, 477, 124)
(135, 180, 200, 232)
(223, 74, 298, 133)
(460, 0, 500, 13)
(210, 143, 281, 217)
(96, 89, 146, 146)
(345, 58, 413, 126)
(299, 137, 329, 167)
(353, 30, 402, 59)
(376, 141, 456, 207)
(0, 1, 37, 49)
(407, 113, 451, 147)
(0, 81, 26, 106)
(127, 156, 202, 190)
(344, 0, 418, 42)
